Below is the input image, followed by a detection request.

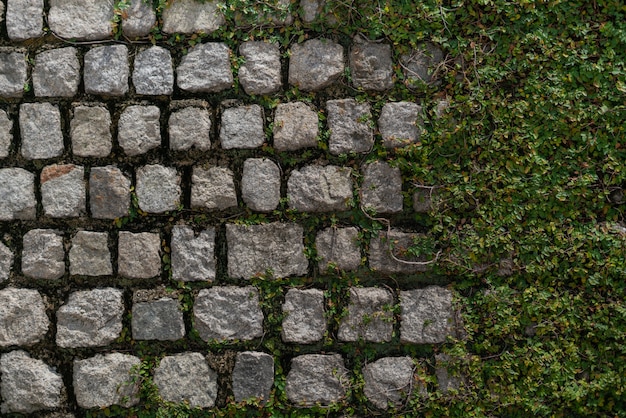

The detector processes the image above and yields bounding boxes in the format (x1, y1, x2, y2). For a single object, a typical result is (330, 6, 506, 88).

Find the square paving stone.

(136, 164, 181, 213)
(169, 105, 212, 151)
(118, 231, 161, 279)
(369, 230, 435, 273)
(84, 45, 129, 96)
(161, 0, 224, 34)
(327, 99, 374, 155)
(286, 354, 349, 407)
(349, 39, 393, 91)
(287, 165, 353, 212)
(177, 43, 232, 93)
(191, 166, 237, 211)
(400, 286, 455, 344)
(0, 288, 49, 347)
(69, 231, 112, 276)
(239, 41, 282, 95)
(0, 49, 27, 98)
(19, 103, 64, 159)
(41, 164, 86, 218)
(6, 0, 44, 41)
(0, 109, 12, 158)
(401, 42, 445, 87)
(70, 105, 112, 157)
(154, 352, 218, 408)
(241, 158, 281, 212)
(288, 39, 344, 91)
(133, 46, 174, 95)
(33, 47, 80, 97)
(360, 161, 403, 214)
(0, 241, 13, 282)
(338, 287, 394, 342)
(316, 226, 361, 272)
(379, 101, 423, 148)
(48, 0, 114, 41)
(220, 104, 265, 149)
(273, 102, 319, 151)
(282, 288, 326, 344)
(118, 105, 161, 156)
(89, 166, 131, 219)
(232, 351, 274, 403)
(363, 356, 415, 410)
(132, 297, 185, 341)
(171, 225, 216, 282)
(22, 229, 65, 280)
(122, 0, 156, 38)
(0, 168, 35, 220)
(413, 188, 435, 213)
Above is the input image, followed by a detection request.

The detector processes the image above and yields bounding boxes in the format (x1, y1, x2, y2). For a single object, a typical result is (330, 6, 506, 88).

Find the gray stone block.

(350, 39, 393, 91)
(0, 288, 49, 346)
(20, 102, 64, 159)
(56, 288, 123, 348)
(6, 0, 43, 41)
(154, 353, 217, 408)
(84, 45, 129, 96)
(363, 356, 414, 410)
(239, 41, 282, 95)
(400, 286, 455, 344)
(132, 297, 185, 341)
(118, 105, 161, 156)
(69, 231, 112, 276)
(136, 164, 181, 213)
(379, 101, 423, 148)
(89, 166, 131, 219)
(287, 165, 353, 212)
(282, 288, 325, 344)
(300, 0, 324, 23)
(401, 42, 445, 87)
(338, 287, 394, 342)
(220, 104, 265, 149)
(289, 39, 344, 91)
(0, 168, 35, 220)
(0, 241, 13, 282)
(0, 50, 27, 98)
(194, 286, 264, 341)
(22, 229, 65, 280)
(273, 101, 318, 151)
(70, 105, 112, 157)
(226, 223, 308, 279)
(0, 109, 12, 158)
(73, 353, 140, 409)
(162, 0, 224, 34)
(369, 230, 433, 274)
(0, 351, 64, 414)
(191, 166, 237, 211)
(232, 351, 274, 403)
(327, 99, 373, 155)
(48, 0, 114, 40)
(171, 225, 216, 282)
(133, 46, 174, 95)
(316, 227, 361, 272)
(413, 188, 434, 213)
(242, 158, 281, 212)
(41, 164, 86, 218)
(118, 231, 161, 279)
(435, 354, 463, 393)
(169, 106, 212, 151)
(361, 161, 403, 214)
(33, 47, 80, 97)
(177, 43, 232, 93)
(122, 0, 156, 38)
(286, 354, 349, 406)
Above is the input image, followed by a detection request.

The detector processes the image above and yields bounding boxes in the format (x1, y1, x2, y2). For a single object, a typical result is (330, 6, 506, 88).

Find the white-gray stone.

(89, 166, 131, 219)
(338, 287, 394, 342)
(0, 50, 27, 98)
(122, 0, 156, 38)
(289, 39, 344, 91)
(177, 43, 233, 93)
(0, 241, 13, 282)
(6, 0, 43, 41)
(286, 354, 349, 406)
(361, 161, 403, 214)
(369, 230, 433, 273)
(232, 351, 274, 403)
(220, 104, 265, 149)
(0, 168, 35, 220)
(162, 0, 224, 34)
(84, 45, 129, 96)
(400, 286, 455, 344)
(316, 227, 360, 272)
(350, 39, 393, 91)
(33, 47, 79, 97)
(401, 42, 445, 87)
(0, 288, 49, 346)
(191, 166, 237, 210)
(69, 231, 112, 276)
(48, 0, 114, 40)
(118, 231, 161, 279)
(327, 99, 373, 155)
(133, 46, 174, 95)
(132, 297, 185, 341)
(273, 101, 319, 151)
(239, 41, 282, 95)
(363, 357, 414, 410)
(282, 288, 325, 344)
(169, 106, 212, 151)
(70, 105, 112, 157)
(379, 102, 423, 148)
(242, 158, 281, 212)
(136, 164, 181, 213)
(0, 109, 12, 158)
(154, 353, 217, 408)
(118, 105, 161, 155)
(287, 165, 353, 212)
(22, 229, 65, 280)
(171, 225, 216, 282)
(41, 164, 86, 218)
(20, 102, 64, 159)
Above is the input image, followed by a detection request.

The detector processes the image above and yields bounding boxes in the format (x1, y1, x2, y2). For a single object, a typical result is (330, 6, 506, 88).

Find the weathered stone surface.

(282, 288, 325, 344)
(70, 105, 112, 157)
(273, 102, 319, 151)
(338, 287, 394, 342)
(400, 286, 455, 344)
(122, 0, 156, 38)
(69, 231, 112, 276)
(136, 165, 181, 213)
(226, 223, 308, 279)
(33, 47, 80, 97)
(327, 99, 373, 155)
(401, 42, 445, 87)
(154, 353, 217, 408)
(1, 351, 64, 414)
(84, 45, 129, 96)
(287, 165, 353, 212)
(162, 0, 224, 34)
(22, 229, 65, 280)
(48, 0, 114, 41)
(369, 230, 433, 274)
(289, 39, 344, 91)
(301, 0, 325, 23)
(316, 227, 361, 272)
(435, 354, 463, 393)
(239, 41, 282, 95)
(0, 288, 49, 346)
(133, 46, 174, 95)
(56, 288, 123, 348)
(118, 231, 161, 279)
(6, 0, 43, 41)
(413, 188, 434, 213)
(132, 297, 185, 341)
(0, 168, 35, 220)
(233, 351, 274, 403)
(177, 43, 232, 93)
(169, 106, 212, 151)
(118, 105, 161, 156)
(0, 241, 13, 282)
(379, 101, 423, 148)
(361, 161, 403, 214)
(191, 166, 237, 210)
(73, 353, 140, 409)
(242, 158, 281, 212)
(0, 109, 12, 158)
(41, 164, 85, 218)
(20, 102, 63, 159)
(89, 166, 131, 219)
(363, 357, 414, 410)
(220, 104, 265, 149)
(286, 354, 349, 406)
(0, 50, 27, 98)
(350, 39, 393, 91)
(171, 225, 216, 282)
(194, 286, 264, 341)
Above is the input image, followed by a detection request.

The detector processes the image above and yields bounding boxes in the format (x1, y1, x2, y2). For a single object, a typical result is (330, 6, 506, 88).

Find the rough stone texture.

(73, 353, 140, 409)
(0, 109, 12, 158)
(282, 288, 325, 344)
(239, 41, 282, 95)
(191, 166, 237, 210)
(400, 286, 455, 344)
(242, 158, 281, 212)
(289, 39, 344, 91)
(169, 106, 212, 151)
(194, 286, 264, 341)
(287, 165, 353, 212)
(89, 166, 131, 219)
(286, 354, 349, 406)
(413, 188, 434, 213)
(162, 0, 224, 34)
(33, 47, 79, 97)
(136, 164, 181, 213)
(350, 39, 393, 91)
(0, 168, 35, 220)
(232, 351, 274, 403)
(171, 225, 216, 282)
(220, 104, 265, 149)
(22, 229, 65, 280)
(0, 241, 13, 282)
(133, 46, 174, 95)
(316, 227, 361, 272)
(363, 357, 414, 410)
(6, 0, 43, 41)
(118, 105, 161, 156)
(401, 42, 445, 87)
(154, 353, 217, 408)
(338, 287, 394, 342)
(273, 102, 319, 151)
(84, 45, 129, 96)
(70, 105, 112, 157)
(56, 288, 123, 348)
(122, 0, 156, 38)
(369, 230, 433, 273)
(20, 102, 63, 159)
(379, 101, 423, 148)
(435, 354, 463, 393)
(0, 50, 27, 98)
(69, 231, 112, 276)
(41, 164, 86, 218)
(0, 351, 64, 414)
(301, 0, 325, 23)
(226, 223, 308, 279)
(132, 297, 185, 341)
(361, 161, 403, 214)
(177, 43, 233, 93)
(118, 231, 161, 279)
(0, 288, 49, 346)
(48, 0, 114, 41)
(327, 99, 374, 155)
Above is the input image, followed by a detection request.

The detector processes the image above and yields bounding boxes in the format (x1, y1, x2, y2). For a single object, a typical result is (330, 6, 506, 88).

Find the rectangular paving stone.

(169, 104, 212, 151)
(84, 45, 129, 96)
(0, 109, 12, 158)
(6, 0, 44, 41)
(33, 47, 80, 97)
(48, 0, 114, 41)
(69, 231, 112, 276)
(20, 103, 64, 159)
(122, 0, 156, 38)
(286, 354, 349, 407)
(219, 104, 265, 149)
(118, 105, 161, 156)
(316, 226, 361, 272)
(0, 241, 13, 283)
(161, 0, 224, 34)
(22, 229, 65, 280)
(363, 356, 415, 410)
(379, 101, 423, 148)
(191, 166, 237, 211)
(369, 230, 434, 273)
(400, 286, 455, 344)
(136, 164, 181, 214)
(0, 49, 27, 98)
(171, 225, 216, 282)
(349, 38, 393, 91)
(239, 41, 282, 95)
(154, 353, 217, 408)
(327, 99, 374, 155)
(0, 168, 35, 220)
(132, 297, 185, 341)
(241, 158, 281, 212)
(287, 165, 353, 212)
(41, 164, 86, 218)
(0, 288, 49, 347)
(360, 161, 403, 214)
(133, 46, 174, 95)
(89, 166, 131, 219)
(289, 39, 344, 91)
(118, 231, 161, 279)
(177, 43, 232, 93)
(282, 288, 326, 344)
(338, 287, 394, 342)
(273, 101, 319, 151)
(70, 104, 112, 157)
(232, 351, 274, 403)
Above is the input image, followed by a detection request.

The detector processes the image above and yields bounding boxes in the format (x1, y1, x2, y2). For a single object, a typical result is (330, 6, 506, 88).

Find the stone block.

(84, 45, 129, 96)
(169, 106, 212, 151)
(0, 241, 13, 282)
(413, 188, 434, 213)
(154, 353, 217, 408)
(282, 288, 325, 344)
(401, 42, 445, 87)
(191, 166, 237, 210)
(327, 99, 373, 155)
(379, 101, 423, 148)
(133, 46, 174, 95)
(369, 230, 433, 274)
(226, 223, 308, 279)
(132, 297, 185, 341)
(194, 286, 264, 341)
(41, 164, 86, 218)
(316, 227, 361, 272)
(56, 288, 123, 348)
(301, 0, 325, 23)
(70, 105, 112, 157)
(400, 286, 455, 344)
(232, 351, 274, 403)
(286, 354, 349, 406)
(6, 0, 43, 41)
(136, 164, 181, 213)
(69, 231, 112, 276)
(0, 288, 49, 346)
(122, 0, 156, 38)
(89, 166, 131, 219)
(338, 287, 394, 342)
(350, 39, 393, 91)
(363, 357, 414, 410)
(273, 101, 318, 151)
(162, 0, 224, 34)
(239, 41, 282, 95)
(435, 354, 463, 393)
(20, 102, 64, 159)
(287, 165, 353, 212)
(22, 229, 65, 280)
(0, 109, 12, 158)
(220, 104, 265, 149)
(118, 105, 161, 156)
(289, 39, 344, 91)
(242, 158, 281, 212)
(48, 0, 114, 41)
(0, 168, 35, 220)
(33, 47, 80, 97)
(171, 225, 216, 282)
(177, 43, 232, 93)
(118, 231, 161, 279)
(0, 50, 27, 98)
(361, 161, 403, 214)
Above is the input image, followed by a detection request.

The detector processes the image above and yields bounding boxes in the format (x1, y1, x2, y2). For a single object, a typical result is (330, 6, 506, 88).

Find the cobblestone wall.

(0, 1, 462, 415)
